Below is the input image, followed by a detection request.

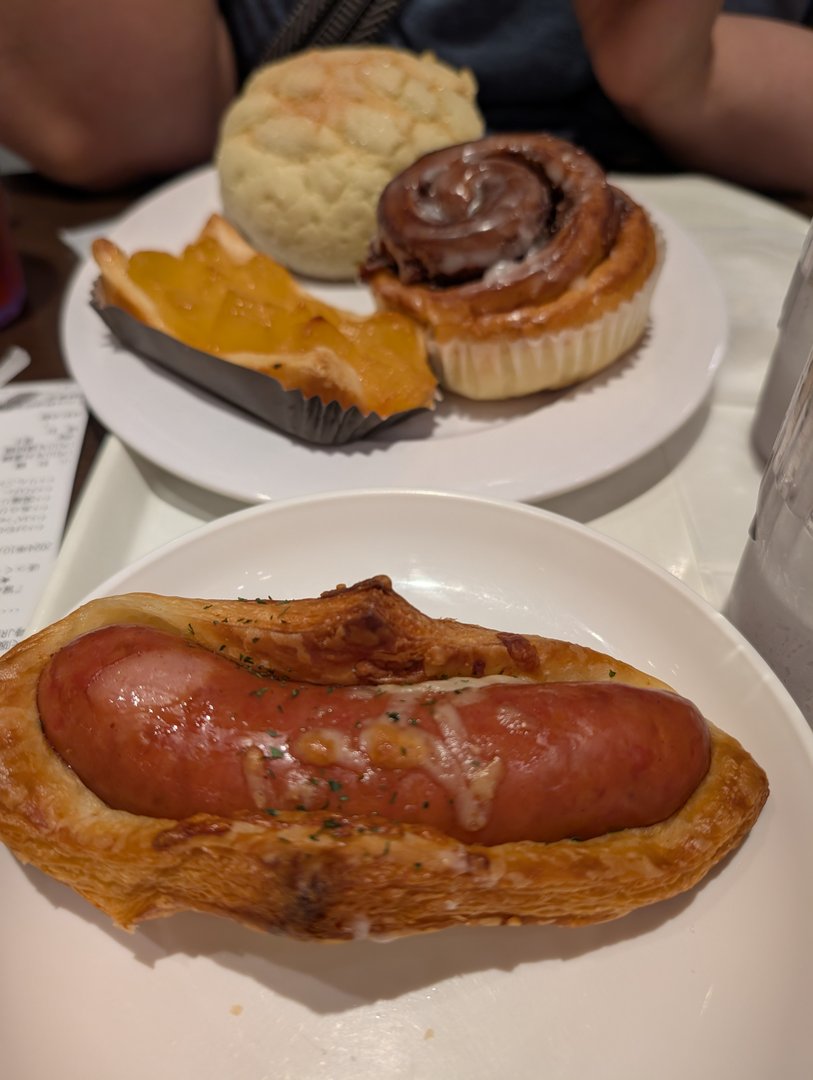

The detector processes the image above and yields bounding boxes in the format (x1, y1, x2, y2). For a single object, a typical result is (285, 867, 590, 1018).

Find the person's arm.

(573, 0, 813, 196)
(0, 1, 237, 189)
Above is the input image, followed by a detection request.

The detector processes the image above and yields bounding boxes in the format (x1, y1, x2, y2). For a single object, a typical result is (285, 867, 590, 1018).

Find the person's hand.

(0, 0, 236, 189)
(573, 0, 813, 197)
(572, 0, 720, 114)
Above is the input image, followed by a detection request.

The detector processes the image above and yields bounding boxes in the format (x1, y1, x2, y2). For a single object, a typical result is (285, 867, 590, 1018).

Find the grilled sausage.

(38, 624, 711, 845)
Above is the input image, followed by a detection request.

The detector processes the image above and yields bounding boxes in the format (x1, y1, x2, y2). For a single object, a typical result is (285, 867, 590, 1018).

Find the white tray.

(32, 174, 811, 627)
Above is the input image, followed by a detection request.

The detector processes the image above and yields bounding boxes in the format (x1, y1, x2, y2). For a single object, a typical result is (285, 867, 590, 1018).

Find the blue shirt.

(219, 0, 813, 171)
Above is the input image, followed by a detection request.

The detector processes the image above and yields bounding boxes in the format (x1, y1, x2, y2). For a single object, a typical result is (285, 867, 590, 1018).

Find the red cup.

(0, 182, 25, 328)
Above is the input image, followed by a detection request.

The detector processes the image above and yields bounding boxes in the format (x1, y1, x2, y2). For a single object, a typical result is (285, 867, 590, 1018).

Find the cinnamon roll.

(360, 134, 662, 400)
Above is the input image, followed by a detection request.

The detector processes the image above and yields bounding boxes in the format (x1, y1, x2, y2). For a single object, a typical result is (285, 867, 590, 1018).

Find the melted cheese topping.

(293, 675, 527, 833)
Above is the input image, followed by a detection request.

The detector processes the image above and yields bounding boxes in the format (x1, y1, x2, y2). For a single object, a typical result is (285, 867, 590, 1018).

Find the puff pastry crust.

(0, 576, 768, 939)
(92, 215, 437, 421)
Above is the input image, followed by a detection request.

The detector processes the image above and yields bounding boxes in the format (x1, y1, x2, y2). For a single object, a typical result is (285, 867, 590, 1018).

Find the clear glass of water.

(726, 345, 813, 723)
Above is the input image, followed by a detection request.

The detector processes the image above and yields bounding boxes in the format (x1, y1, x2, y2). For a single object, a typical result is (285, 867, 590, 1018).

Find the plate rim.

(60, 167, 728, 505)
(11, 486, 813, 1078)
(80, 485, 813, 762)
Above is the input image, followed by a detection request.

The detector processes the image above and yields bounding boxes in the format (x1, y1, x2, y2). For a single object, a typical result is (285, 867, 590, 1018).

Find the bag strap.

(263, 0, 405, 61)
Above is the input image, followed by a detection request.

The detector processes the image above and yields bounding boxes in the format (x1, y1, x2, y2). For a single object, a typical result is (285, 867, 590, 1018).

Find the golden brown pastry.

(0, 577, 767, 939)
(91, 215, 437, 442)
(216, 46, 485, 280)
(361, 134, 662, 400)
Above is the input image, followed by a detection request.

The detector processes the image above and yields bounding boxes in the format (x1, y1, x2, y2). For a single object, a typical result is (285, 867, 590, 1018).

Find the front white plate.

(61, 167, 726, 504)
(4, 490, 813, 1079)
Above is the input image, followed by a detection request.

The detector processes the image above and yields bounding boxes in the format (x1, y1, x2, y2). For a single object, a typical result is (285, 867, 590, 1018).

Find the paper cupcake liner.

(430, 271, 660, 401)
(91, 289, 430, 446)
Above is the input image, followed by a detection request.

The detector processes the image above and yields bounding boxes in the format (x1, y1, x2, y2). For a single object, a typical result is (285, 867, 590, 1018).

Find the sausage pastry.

(0, 576, 767, 940)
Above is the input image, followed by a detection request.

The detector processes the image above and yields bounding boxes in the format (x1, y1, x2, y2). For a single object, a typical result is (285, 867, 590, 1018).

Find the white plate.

(4, 490, 813, 1080)
(61, 167, 726, 504)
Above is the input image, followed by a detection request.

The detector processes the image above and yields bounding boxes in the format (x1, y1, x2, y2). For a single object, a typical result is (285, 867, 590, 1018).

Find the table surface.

(5, 166, 813, 1080)
(2, 167, 811, 631)
(0, 171, 154, 502)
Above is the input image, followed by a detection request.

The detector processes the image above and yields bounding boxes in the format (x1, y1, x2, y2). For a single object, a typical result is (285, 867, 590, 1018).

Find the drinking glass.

(726, 344, 813, 723)
(751, 219, 813, 460)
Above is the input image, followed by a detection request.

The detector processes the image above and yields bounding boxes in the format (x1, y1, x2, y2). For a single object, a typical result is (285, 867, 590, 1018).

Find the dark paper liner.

(91, 288, 432, 446)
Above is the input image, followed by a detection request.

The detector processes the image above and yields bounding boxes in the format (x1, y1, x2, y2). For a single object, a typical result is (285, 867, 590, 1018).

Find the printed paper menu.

(0, 380, 87, 652)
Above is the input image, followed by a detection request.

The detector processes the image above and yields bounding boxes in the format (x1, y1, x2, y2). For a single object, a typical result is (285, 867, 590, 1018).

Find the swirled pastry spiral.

(361, 134, 662, 399)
